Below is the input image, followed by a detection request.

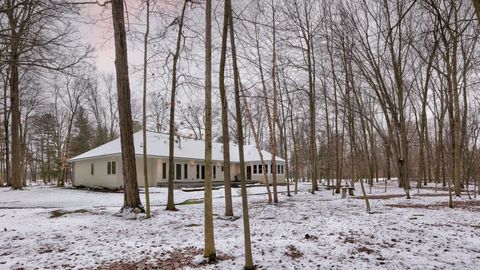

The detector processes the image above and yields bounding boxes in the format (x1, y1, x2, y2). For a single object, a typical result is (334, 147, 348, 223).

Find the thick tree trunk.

(111, 0, 143, 212)
(10, 53, 22, 190)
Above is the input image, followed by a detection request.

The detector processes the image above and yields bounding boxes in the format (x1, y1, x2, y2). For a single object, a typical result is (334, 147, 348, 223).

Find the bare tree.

(203, 0, 216, 262)
(218, 0, 233, 216)
(228, 0, 254, 267)
(111, 0, 143, 212)
(142, 0, 151, 218)
(166, 0, 188, 211)
(1, 0, 88, 189)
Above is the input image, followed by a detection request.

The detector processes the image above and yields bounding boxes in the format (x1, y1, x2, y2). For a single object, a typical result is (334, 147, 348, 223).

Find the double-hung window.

(107, 161, 116, 175)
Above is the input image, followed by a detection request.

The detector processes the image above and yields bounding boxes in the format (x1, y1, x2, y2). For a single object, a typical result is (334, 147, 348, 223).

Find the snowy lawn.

(1, 181, 479, 269)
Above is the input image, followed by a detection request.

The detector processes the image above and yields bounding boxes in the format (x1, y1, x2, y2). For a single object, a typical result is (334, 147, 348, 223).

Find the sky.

(79, 1, 143, 84)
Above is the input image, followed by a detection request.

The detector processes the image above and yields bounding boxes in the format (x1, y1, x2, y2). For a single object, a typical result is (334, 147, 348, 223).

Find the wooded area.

(2, 0, 479, 200)
(1, 0, 480, 268)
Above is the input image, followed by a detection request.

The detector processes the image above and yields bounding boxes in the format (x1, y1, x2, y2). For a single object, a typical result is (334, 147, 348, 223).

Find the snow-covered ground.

(1, 181, 479, 269)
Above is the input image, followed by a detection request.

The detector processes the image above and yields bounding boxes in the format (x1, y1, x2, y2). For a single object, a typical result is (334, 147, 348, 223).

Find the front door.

(246, 166, 252, 180)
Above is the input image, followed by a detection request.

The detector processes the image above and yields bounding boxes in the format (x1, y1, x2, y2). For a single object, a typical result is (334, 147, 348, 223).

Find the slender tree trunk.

(111, 0, 143, 212)
(327, 38, 341, 194)
(307, 39, 318, 193)
(228, 1, 254, 266)
(166, 0, 188, 211)
(254, 18, 274, 193)
(279, 74, 291, 197)
(3, 71, 9, 187)
(270, 3, 278, 203)
(241, 83, 272, 203)
(203, 0, 216, 261)
(219, 0, 233, 216)
(321, 78, 331, 190)
(285, 81, 298, 195)
(142, 0, 151, 218)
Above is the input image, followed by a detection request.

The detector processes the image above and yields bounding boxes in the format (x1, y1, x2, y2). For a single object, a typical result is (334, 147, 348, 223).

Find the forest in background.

(1, 0, 480, 204)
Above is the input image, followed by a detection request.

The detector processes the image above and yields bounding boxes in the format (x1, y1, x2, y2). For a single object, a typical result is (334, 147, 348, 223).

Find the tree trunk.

(228, 1, 254, 266)
(307, 39, 318, 193)
(111, 0, 143, 212)
(270, 2, 278, 203)
(203, 0, 216, 262)
(10, 52, 22, 190)
(218, 0, 233, 216)
(3, 70, 10, 187)
(166, 0, 188, 211)
(142, 0, 151, 218)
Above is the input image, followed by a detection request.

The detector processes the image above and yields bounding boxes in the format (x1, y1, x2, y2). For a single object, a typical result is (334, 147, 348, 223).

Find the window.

(281, 165, 284, 174)
(107, 161, 116, 175)
(184, 164, 188, 179)
(258, 164, 263, 174)
(111, 161, 116, 174)
(221, 166, 224, 172)
(197, 165, 200, 179)
(265, 164, 268, 174)
(176, 164, 182, 180)
(277, 165, 280, 174)
(253, 165, 257, 174)
(213, 166, 216, 179)
(90, 163, 94, 175)
(270, 165, 273, 174)
(201, 165, 205, 179)
(162, 162, 167, 179)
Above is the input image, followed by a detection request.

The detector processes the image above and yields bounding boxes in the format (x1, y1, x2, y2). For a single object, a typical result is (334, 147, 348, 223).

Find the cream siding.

(73, 156, 121, 189)
(72, 156, 286, 188)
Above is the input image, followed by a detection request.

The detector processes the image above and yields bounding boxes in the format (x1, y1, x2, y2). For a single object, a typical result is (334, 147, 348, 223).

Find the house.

(69, 131, 285, 189)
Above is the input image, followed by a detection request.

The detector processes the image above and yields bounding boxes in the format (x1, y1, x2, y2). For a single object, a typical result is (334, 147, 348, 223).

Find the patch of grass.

(357, 246, 375, 254)
(185, 223, 201, 227)
(217, 215, 241, 221)
(387, 200, 480, 211)
(176, 199, 203, 206)
(50, 209, 90, 218)
(284, 245, 303, 260)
